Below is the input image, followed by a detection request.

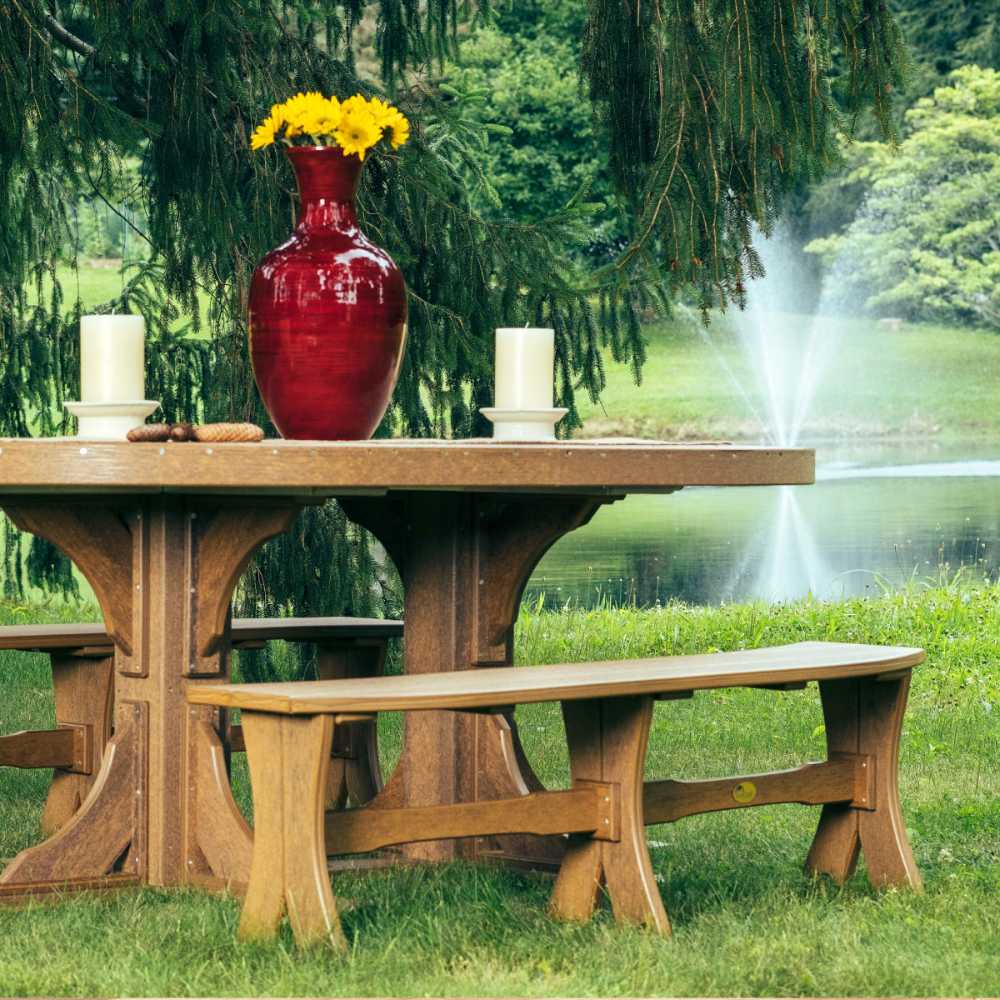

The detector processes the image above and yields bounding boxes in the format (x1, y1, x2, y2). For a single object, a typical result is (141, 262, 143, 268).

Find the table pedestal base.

(0, 495, 301, 900)
(343, 491, 621, 867)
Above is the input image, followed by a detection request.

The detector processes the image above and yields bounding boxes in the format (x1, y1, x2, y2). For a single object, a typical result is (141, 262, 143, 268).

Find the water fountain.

(724, 228, 837, 601)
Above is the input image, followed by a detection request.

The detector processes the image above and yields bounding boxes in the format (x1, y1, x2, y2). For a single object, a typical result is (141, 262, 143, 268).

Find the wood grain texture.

(340, 492, 609, 866)
(0, 705, 141, 886)
(240, 712, 345, 950)
(3, 503, 134, 653)
(318, 641, 385, 810)
(325, 786, 610, 856)
(189, 719, 253, 888)
(0, 874, 141, 906)
(472, 496, 611, 665)
(0, 727, 79, 769)
(0, 439, 815, 494)
(805, 674, 922, 889)
(642, 758, 861, 824)
(857, 673, 922, 889)
(189, 642, 926, 714)
(40, 653, 115, 835)
(551, 697, 669, 934)
(193, 505, 301, 661)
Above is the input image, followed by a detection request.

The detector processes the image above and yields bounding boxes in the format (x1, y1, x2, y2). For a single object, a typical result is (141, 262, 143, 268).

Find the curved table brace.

(0, 703, 144, 887)
(5, 504, 134, 654)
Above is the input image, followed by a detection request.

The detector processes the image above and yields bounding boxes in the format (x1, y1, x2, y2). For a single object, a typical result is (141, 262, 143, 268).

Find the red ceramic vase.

(248, 146, 407, 440)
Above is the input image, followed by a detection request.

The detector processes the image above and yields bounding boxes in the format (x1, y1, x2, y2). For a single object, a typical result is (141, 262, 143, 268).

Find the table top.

(0, 439, 814, 496)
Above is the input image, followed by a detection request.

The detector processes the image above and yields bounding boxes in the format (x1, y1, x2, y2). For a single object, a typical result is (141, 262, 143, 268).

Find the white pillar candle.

(80, 315, 146, 403)
(494, 328, 554, 409)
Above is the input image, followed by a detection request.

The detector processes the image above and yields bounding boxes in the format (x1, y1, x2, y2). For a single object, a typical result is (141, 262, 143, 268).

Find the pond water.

(525, 439, 1000, 607)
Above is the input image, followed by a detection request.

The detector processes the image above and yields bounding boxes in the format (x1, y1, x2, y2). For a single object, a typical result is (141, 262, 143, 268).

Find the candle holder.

(479, 407, 568, 441)
(64, 401, 161, 441)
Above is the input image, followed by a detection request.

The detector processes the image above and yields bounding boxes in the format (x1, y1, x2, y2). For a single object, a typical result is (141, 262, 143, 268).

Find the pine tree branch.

(42, 12, 95, 59)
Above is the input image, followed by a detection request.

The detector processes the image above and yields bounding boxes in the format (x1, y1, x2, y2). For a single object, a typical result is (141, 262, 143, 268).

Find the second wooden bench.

(0, 616, 403, 833)
(190, 639, 925, 949)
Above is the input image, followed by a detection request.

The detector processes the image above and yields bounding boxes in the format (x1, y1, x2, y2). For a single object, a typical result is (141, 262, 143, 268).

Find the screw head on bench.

(732, 781, 757, 804)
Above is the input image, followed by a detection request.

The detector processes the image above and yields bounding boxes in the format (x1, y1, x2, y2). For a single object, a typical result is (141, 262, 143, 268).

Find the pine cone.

(127, 423, 172, 442)
(192, 423, 264, 442)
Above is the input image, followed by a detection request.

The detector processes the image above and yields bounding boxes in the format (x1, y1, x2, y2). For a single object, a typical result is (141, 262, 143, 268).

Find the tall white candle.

(80, 315, 146, 403)
(494, 328, 554, 409)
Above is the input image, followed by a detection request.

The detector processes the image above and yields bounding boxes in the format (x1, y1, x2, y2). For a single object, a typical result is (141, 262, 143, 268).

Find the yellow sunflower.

(250, 113, 280, 150)
(383, 109, 410, 149)
(334, 107, 383, 160)
(280, 91, 326, 138)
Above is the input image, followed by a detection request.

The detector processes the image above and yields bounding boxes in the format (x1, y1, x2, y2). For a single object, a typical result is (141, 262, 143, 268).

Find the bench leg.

(240, 711, 345, 950)
(806, 674, 922, 890)
(550, 696, 669, 934)
(41, 653, 115, 836)
(317, 641, 384, 810)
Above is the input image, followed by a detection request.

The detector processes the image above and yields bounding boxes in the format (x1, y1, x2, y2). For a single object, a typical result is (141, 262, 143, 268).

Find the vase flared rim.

(285, 145, 357, 158)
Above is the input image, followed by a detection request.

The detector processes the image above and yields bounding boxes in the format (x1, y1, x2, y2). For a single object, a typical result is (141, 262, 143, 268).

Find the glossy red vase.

(248, 146, 407, 440)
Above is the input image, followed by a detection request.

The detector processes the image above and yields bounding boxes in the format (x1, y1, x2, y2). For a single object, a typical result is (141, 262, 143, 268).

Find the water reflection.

(526, 443, 1000, 608)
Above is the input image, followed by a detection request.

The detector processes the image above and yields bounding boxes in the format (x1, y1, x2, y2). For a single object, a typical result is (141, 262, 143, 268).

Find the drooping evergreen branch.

(582, 0, 907, 312)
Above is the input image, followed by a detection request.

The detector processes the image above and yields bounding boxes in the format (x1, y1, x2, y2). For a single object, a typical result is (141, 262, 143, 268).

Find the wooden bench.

(190, 640, 925, 949)
(0, 617, 403, 834)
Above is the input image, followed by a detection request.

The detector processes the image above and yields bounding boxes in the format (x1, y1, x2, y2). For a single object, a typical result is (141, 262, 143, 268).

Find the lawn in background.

(1, 583, 997, 996)
(578, 312, 1000, 441)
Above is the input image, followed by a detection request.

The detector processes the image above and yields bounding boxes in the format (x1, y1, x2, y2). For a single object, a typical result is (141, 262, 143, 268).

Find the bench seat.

(0, 616, 403, 834)
(188, 641, 922, 714)
(0, 616, 403, 653)
(190, 640, 925, 950)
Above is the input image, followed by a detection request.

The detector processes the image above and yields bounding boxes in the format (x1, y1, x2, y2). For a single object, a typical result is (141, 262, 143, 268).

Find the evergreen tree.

(1, 1, 905, 668)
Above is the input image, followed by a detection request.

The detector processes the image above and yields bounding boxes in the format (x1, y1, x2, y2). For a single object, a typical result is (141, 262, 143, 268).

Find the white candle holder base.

(479, 407, 568, 441)
(64, 401, 161, 441)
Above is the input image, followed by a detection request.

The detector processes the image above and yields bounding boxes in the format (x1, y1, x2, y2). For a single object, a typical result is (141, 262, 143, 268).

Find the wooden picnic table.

(0, 439, 813, 900)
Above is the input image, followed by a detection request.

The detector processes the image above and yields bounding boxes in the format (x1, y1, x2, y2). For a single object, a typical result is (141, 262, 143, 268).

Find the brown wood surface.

(0, 727, 81, 769)
(0, 704, 143, 885)
(0, 616, 402, 653)
(240, 712, 345, 950)
(642, 758, 862, 824)
(550, 696, 670, 933)
(40, 653, 115, 835)
(0, 439, 814, 494)
(189, 641, 925, 715)
(1, 440, 815, 890)
(804, 673, 922, 889)
(325, 785, 612, 856)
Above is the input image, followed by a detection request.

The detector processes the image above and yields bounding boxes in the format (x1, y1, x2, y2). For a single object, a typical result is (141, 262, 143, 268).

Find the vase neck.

(287, 147, 362, 231)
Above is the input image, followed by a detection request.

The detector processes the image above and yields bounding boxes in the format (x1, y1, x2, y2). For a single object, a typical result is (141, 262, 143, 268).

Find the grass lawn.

(578, 313, 1000, 441)
(1, 584, 998, 996)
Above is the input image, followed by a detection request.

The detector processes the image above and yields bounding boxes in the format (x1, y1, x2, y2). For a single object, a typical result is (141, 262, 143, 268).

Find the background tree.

(1, 1, 905, 672)
(806, 66, 1000, 329)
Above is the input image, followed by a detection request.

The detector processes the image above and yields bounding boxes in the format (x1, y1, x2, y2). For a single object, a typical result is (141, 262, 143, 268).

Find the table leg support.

(2, 497, 302, 893)
(342, 492, 619, 865)
(0, 703, 144, 887)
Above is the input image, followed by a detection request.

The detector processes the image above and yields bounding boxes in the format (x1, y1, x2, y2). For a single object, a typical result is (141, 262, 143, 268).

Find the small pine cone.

(192, 423, 264, 443)
(127, 423, 172, 443)
(169, 423, 196, 442)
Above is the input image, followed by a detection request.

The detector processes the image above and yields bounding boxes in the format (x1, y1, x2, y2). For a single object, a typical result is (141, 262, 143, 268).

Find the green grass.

(579, 313, 1000, 441)
(1, 583, 998, 996)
